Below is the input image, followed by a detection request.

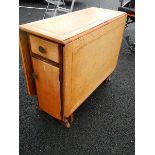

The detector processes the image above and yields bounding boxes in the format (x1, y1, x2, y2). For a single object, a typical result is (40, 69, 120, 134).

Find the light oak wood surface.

(29, 35, 59, 63)
(32, 57, 61, 120)
(63, 15, 126, 117)
(19, 30, 36, 96)
(20, 7, 125, 44)
(19, 7, 127, 126)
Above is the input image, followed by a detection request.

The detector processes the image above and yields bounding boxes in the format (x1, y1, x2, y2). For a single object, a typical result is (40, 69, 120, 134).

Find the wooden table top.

(20, 7, 126, 44)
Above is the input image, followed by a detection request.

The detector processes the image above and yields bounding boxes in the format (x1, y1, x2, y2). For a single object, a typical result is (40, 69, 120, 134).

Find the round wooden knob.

(39, 46, 46, 53)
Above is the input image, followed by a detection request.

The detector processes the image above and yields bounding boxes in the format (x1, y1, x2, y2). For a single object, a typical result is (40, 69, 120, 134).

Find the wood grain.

(19, 8, 127, 123)
(19, 7, 126, 44)
(63, 15, 126, 117)
(19, 30, 36, 96)
(29, 35, 59, 63)
(32, 57, 61, 120)
(63, 43, 73, 117)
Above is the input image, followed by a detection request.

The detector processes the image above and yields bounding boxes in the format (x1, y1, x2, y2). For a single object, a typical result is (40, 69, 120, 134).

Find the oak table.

(19, 7, 126, 128)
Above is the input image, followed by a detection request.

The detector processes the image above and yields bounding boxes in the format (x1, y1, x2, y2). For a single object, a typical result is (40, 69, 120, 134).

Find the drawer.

(29, 35, 59, 63)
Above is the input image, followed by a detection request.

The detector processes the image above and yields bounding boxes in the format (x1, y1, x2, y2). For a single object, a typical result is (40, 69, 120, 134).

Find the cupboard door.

(32, 57, 61, 120)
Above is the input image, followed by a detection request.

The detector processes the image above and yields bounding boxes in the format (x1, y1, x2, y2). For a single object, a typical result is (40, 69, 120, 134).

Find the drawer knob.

(39, 46, 46, 53)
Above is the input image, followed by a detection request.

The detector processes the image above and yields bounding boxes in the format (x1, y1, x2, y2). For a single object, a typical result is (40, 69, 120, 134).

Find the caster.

(62, 118, 71, 128)
(68, 114, 74, 123)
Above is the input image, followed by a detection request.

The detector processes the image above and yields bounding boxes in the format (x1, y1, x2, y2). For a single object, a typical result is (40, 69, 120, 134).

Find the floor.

(19, 1, 135, 154)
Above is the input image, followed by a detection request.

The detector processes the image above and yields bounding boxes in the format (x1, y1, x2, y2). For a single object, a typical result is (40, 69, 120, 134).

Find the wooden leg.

(62, 118, 71, 128)
(61, 114, 74, 128)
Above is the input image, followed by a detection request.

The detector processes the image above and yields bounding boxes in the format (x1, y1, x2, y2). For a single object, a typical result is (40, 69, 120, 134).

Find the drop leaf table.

(19, 7, 126, 128)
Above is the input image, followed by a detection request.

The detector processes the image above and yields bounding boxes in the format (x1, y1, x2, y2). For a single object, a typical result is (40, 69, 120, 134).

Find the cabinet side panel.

(19, 30, 36, 96)
(64, 15, 126, 117)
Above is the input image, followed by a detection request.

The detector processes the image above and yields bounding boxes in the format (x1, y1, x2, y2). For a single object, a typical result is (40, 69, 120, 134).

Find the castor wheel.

(63, 118, 71, 128)
(68, 114, 74, 123)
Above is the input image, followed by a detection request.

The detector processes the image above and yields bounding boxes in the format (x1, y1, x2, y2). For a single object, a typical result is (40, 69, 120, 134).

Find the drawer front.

(29, 35, 59, 63)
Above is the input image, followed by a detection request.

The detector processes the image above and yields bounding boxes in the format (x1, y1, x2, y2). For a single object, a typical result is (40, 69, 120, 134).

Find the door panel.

(32, 57, 61, 120)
